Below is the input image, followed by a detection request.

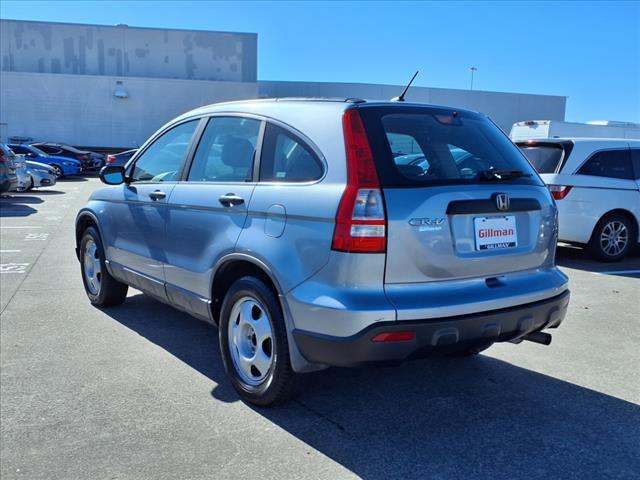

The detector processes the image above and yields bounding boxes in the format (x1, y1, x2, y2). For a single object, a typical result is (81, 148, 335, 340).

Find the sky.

(1, 0, 639, 123)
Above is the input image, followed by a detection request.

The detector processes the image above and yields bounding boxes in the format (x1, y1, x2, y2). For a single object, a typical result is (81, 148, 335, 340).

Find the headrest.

(221, 137, 254, 168)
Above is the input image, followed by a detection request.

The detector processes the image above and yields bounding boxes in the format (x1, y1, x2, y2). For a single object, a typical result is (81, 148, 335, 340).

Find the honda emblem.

(495, 193, 510, 211)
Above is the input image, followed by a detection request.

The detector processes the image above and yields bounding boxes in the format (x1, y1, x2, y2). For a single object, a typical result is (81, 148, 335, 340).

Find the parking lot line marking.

(0, 226, 43, 229)
(0, 263, 30, 274)
(0, 250, 21, 253)
(592, 270, 640, 276)
(24, 233, 50, 241)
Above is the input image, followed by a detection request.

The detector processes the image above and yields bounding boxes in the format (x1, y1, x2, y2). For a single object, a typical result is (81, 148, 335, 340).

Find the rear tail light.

(331, 108, 387, 253)
(548, 185, 572, 200)
(372, 331, 416, 342)
(106, 155, 116, 164)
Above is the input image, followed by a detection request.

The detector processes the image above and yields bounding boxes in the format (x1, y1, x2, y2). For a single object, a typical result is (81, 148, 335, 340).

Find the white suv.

(518, 138, 640, 261)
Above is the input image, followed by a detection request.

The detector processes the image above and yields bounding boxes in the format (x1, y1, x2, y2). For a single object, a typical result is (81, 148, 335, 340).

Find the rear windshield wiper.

(479, 169, 531, 181)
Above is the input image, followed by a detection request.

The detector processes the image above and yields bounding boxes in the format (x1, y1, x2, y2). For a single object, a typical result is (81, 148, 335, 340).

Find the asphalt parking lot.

(1, 177, 639, 480)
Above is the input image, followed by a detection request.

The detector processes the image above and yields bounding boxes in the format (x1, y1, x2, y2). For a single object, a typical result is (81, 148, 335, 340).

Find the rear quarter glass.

(358, 105, 543, 188)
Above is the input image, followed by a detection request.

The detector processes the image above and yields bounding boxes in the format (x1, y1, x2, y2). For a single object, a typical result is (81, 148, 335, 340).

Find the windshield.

(359, 106, 542, 187)
(29, 146, 49, 157)
(517, 145, 564, 173)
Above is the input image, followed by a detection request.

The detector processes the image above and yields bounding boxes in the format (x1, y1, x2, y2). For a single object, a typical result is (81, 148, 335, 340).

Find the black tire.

(27, 176, 34, 191)
(79, 226, 128, 306)
(218, 276, 298, 406)
(51, 164, 63, 178)
(588, 213, 634, 262)
(448, 341, 493, 357)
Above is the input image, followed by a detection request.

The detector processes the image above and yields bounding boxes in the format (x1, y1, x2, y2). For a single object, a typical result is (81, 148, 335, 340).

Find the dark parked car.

(0, 144, 19, 194)
(31, 143, 104, 171)
(105, 149, 137, 167)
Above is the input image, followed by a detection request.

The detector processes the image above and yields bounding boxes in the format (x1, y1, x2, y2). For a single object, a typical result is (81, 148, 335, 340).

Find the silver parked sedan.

(26, 160, 57, 189)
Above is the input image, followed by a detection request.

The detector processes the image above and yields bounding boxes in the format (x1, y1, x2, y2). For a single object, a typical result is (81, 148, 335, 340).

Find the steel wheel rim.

(227, 296, 274, 386)
(600, 221, 628, 256)
(83, 239, 102, 295)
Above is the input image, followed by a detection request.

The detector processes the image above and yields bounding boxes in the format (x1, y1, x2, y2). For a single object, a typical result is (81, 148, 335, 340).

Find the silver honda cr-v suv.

(76, 98, 570, 405)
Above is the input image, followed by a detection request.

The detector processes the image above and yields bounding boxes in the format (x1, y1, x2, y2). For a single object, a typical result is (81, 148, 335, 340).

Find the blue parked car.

(8, 144, 81, 178)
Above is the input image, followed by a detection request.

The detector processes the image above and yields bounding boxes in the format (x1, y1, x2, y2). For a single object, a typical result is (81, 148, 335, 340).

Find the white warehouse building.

(0, 19, 567, 149)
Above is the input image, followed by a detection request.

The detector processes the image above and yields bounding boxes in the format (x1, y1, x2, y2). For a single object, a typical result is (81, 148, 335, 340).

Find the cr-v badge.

(409, 217, 445, 232)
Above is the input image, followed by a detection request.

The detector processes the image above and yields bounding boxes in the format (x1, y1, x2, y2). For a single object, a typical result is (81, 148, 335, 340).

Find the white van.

(511, 120, 640, 142)
(517, 138, 640, 261)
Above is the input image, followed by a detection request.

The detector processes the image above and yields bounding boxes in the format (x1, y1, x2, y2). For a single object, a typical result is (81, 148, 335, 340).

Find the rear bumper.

(292, 290, 570, 367)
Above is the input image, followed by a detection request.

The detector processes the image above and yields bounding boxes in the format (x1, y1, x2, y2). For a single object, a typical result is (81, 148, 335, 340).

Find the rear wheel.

(51, 164, 63, 178)
(588, 213, 634, 262)
(80, 226, 128, 306)
(219, 276, 298, 406)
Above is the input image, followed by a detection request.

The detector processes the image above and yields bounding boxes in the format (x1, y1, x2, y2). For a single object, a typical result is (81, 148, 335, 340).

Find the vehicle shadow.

(0, 195, 42, 217)
(103, 292, 640, 479)
(33, 189, 66, 195)
(59, 177, 88, 182)
(556, 244, 640, 278)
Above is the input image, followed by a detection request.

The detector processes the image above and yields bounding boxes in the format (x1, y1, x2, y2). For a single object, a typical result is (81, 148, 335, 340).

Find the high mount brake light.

(332, 109, 387, 253)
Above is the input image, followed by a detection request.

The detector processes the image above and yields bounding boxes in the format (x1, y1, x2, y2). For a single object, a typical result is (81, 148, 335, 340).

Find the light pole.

(469, 66, 477, 91)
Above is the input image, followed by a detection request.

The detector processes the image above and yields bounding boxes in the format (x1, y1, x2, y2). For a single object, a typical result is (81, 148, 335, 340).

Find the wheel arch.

(209, 253, 320, 374)
(75, 210, 102, 261)
(209, 254, 284, 326)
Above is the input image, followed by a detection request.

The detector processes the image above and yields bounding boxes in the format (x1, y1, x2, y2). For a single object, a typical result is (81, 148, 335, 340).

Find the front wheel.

(588, 213, 634, 262)
(51, 164, 63, 178)
(219, 276, 298, 406)
(80, 226, 128, 306)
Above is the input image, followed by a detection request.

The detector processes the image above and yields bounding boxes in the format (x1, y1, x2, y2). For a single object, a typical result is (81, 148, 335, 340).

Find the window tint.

(631, 149, 640, 179)
(576, 149, 633, 180)
(361, 108, 541, 187)
(37, 145, 57, 154)
(260, 124, 323, 182)
(9, 145, 27, 155)
(188, 117, 261, 182)
(131, 120, 198, 183)
(518, 145, 564, 174)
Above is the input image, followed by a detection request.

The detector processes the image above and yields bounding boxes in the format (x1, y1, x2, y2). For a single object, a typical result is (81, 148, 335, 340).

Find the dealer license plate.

(474, 216, 517, 251)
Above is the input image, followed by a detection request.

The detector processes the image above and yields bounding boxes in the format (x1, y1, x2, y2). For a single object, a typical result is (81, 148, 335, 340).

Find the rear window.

(517, 145, 565, 173)
(360, 106, 542, 187)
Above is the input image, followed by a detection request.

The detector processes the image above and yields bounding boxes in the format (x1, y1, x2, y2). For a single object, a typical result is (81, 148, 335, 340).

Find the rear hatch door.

(359, 105, 555, 284)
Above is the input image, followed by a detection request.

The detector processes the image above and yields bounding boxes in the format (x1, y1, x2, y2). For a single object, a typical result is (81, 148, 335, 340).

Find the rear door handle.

(148, 190, 166, 201)
(218, 193, 245, 207)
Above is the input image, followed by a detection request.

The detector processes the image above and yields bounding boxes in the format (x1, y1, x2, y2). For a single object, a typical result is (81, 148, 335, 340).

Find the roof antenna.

(391, 70, 419, 102)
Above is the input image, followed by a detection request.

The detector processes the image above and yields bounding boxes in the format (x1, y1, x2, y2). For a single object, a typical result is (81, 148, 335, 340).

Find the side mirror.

(99, 165, 126, 185)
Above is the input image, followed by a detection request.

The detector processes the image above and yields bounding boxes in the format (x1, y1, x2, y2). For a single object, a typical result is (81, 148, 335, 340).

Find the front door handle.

(148, 190, 166, 201)
(218, 193, 245, 207)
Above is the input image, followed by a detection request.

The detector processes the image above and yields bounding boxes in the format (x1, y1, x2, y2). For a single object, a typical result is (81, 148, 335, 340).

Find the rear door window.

(259, 123, 323, 182)
(576, 149, 634, 180)
(517, 145, 565, 173)
(359, 106, 542, 187)
(187, 116, 261, 182)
